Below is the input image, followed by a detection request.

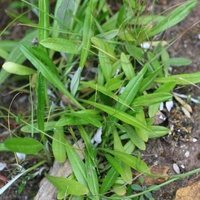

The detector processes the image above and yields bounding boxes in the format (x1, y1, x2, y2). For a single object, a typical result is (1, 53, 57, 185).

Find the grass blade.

(81, 100, 151, 132)
(149, 0, 197, 37)
(20, 44, 84, 109)
(52, 126, 67, 162)
(101, 149, 150, 174)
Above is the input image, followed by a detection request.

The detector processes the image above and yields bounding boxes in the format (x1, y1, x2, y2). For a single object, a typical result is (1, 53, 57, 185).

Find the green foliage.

(0, 0, 199, 199)
(46, 175, 89, 198)
(3, 137, 44, 154)
(130, 177, 155, 200)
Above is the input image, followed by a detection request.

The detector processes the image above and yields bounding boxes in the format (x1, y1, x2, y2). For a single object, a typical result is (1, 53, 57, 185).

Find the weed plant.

(0, 0, 200, 199)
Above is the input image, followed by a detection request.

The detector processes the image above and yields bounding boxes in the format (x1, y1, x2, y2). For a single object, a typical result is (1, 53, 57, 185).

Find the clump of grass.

(0, 0, 200, 199)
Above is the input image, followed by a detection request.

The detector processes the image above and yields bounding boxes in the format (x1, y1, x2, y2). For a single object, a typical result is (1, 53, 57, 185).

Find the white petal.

(0, 162, 7, 171)
(165, 100, 174, 112)
(159, 102, 164, 111)
(140, 42, 151, 49)
(91, 128, 103, 145)
(16, 153, 26, 162)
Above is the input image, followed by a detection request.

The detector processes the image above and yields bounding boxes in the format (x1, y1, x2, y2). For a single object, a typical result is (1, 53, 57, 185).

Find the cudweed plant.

(0, 0, 200, 199)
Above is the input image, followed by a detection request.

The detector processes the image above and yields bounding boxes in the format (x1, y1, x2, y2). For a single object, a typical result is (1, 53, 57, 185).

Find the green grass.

(0, 0, 200, 199)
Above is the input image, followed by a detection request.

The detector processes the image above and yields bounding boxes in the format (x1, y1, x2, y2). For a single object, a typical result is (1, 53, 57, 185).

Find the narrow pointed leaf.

(148, 126, 169, 138)
(115, 64, 148, 111)
(20, 44, 84, 109)
(101, 149, 150, 174)
(52, 127, 66, 162)
(149, 0, 197, 37)
(105, 154, 132, 184)
(100, 168, 119, 194)
(65, 141, 87, 186)
(82, 100, 151, 132)
(155, 71, 200, 85)
(164, 57, 192, 66)
(46, 175, 88, 196)
(132, 92, 172, 107)
(125, 125, 146, 150)
(120, 52, 135, 80)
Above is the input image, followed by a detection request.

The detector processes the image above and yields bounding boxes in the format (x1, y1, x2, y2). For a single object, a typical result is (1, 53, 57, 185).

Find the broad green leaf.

(120, 52, 135, 80)
(105, 76, 122, 91)
(155, 71, 200, 85)
(148, 126, 169, 138)
(56, 116, 96, 127)
(0, 30, 37, 85)
(155, 82, 176, 93)
(131, 184, 143, 191)
(148, 103, 160, 118)
(56, 110, 102, 128)
(4, 138, 43, 154)
(130, 15, 165, 25)
(2, 62, 36, 75)
(114, 130, 124, 152)
(52, 127, 66, 162)
(91, 37, 116, 81)
(105, 154, 132, 184)
(139, 69, 160, 93)
(65, 141, 87, 186)
(126, 44, 144, 63)
(0, 48, 8, 59)
(56, 0, 75, 30)
(20, 45, 84, 109)
(81, 100, 152, 132)
(159, 44, 171, 75)
(101, 149, 150, 174)
(0, 40, 18, 52)
(40, 38, 81, 54)
(0, 143, 10, 152)
(123, 140, 135, 154)
(81, 81, 132, 110)
(46, 175, 88, 196)
(96, 30, 118, 40)
(21, 121, 57, 133)
(100, 167, 119, 194)
(113, 184, 126, 196)
(135, 109, 149, 142)
(125, 125, 146, 150)
(149, 0, 197, 37)
(115, 64, 148, 111)
(132, 92, 172, 107)
(163, 57, 192, 66)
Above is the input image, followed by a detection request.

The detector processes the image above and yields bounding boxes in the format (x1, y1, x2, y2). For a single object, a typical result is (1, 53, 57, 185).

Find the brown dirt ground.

(142, 0, 200, 199)
(0, 0, 200, 199)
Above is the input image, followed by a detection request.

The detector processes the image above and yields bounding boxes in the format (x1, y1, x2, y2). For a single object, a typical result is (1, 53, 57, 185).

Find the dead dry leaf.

(144, 165, 169, 186)
(174, 180, 200, 200)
